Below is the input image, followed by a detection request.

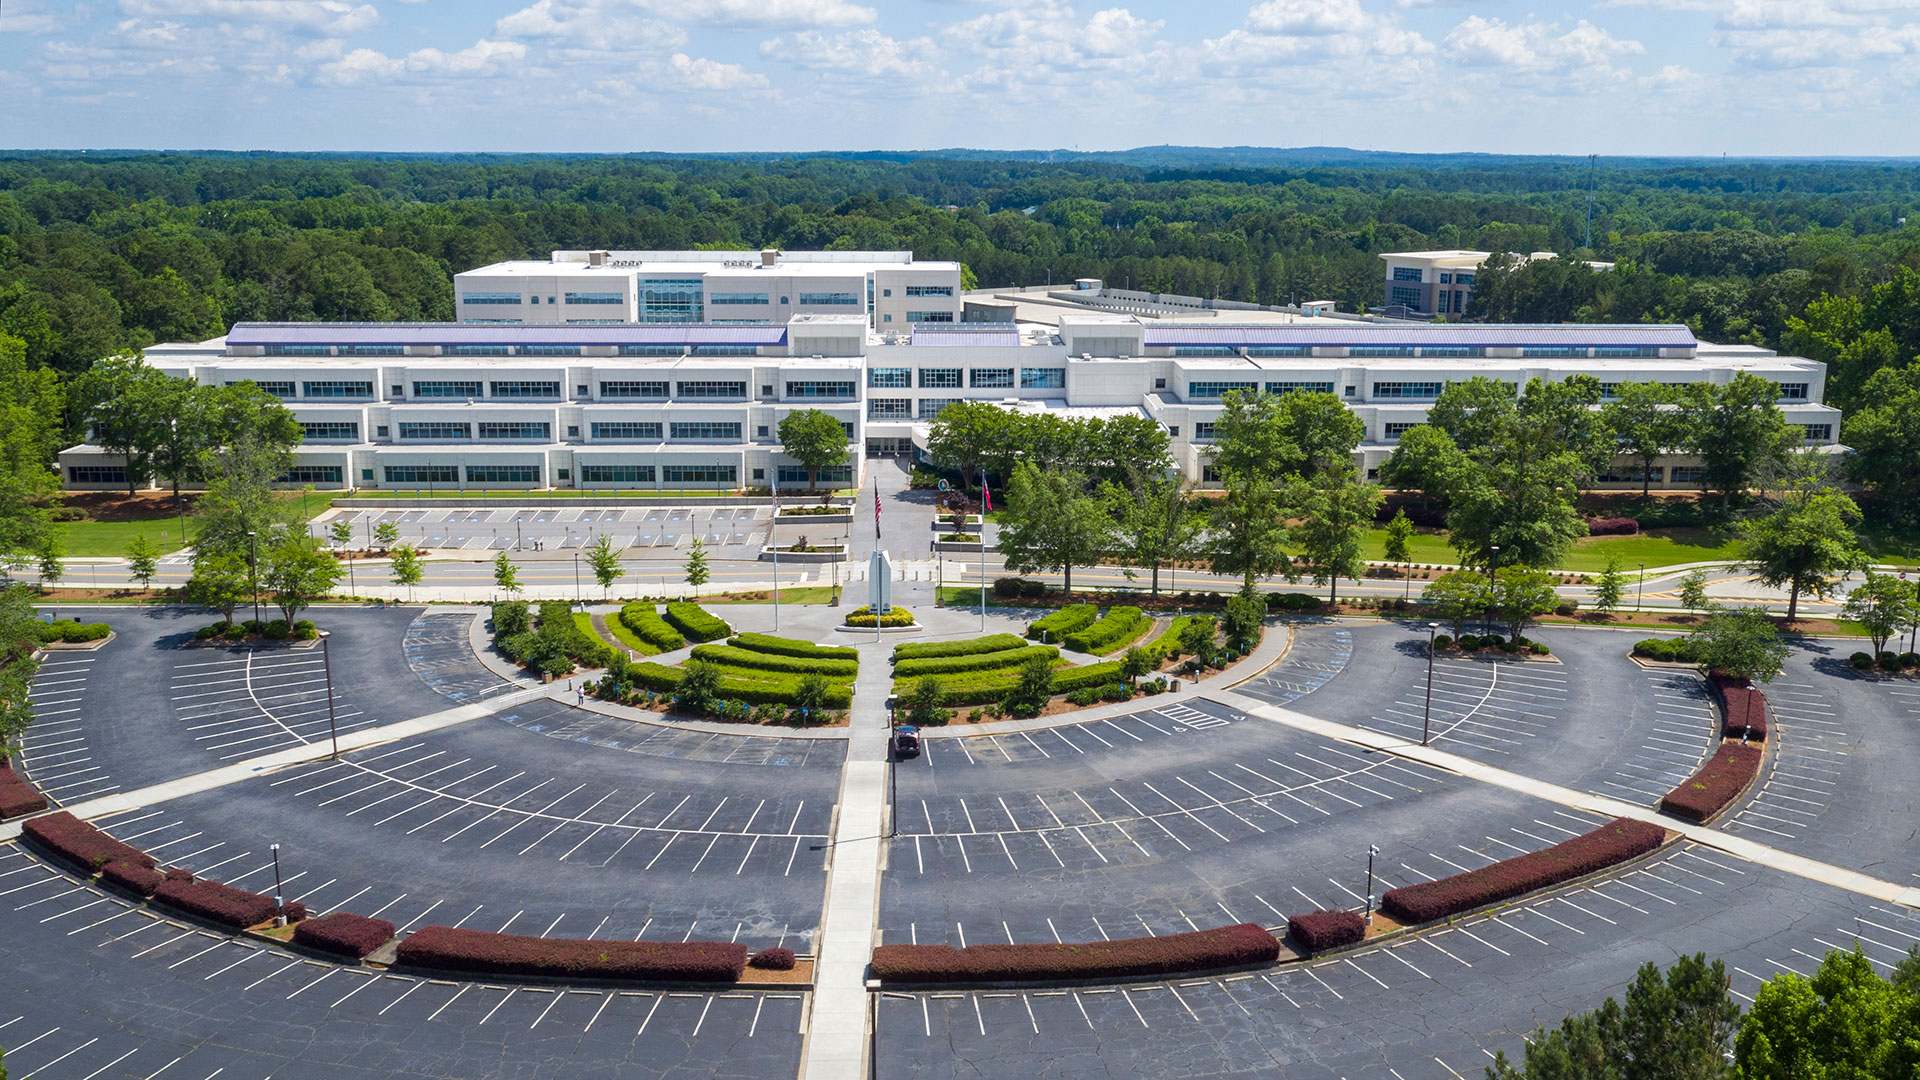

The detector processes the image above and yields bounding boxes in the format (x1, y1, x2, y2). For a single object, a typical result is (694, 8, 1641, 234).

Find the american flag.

(981, 475, 992, 514)
(873, 482, 882, 531)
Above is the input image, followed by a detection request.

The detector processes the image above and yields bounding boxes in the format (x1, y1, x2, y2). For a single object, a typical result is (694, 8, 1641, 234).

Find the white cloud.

(116, 0, 381, 35)
(1203, 0, 1430, 64)
(759, 28, 942, 80)
(668, 0, 874, 28)
(1444, 16, 1645, 73)
(942, 2, 1166, 73)
(316, 38, 527, 84)
(494, 0, 687, 51)
(667, 52, 767, 89)
(1, 0, 66, 33)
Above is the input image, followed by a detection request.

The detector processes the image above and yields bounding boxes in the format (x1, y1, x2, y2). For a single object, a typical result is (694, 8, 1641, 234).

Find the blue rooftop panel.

(910, 327, 1021, 347)
(1140, 324, 1696, 348)
(225, 323, 789, 347)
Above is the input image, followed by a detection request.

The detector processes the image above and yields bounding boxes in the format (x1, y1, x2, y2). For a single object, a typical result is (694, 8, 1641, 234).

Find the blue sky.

(2, 0, 1916, 156)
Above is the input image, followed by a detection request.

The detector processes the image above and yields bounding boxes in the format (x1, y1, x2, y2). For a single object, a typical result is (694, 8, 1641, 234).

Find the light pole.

(344, 542, 355, 598)
(1636, 562, 1646, 612)
(1422, 622, 1439, 746)
(321, 630, 339, 758)
(270, 843, 285, 926)
(771, 489, 781, 632)
(979, 470, 989, 633)
(247, 530, 260, 625)
(1484, 545, 1500, 637)
(573, 552, 582, 610)
(1364, 844, 1379, 924)
(515, 521, 523, 552)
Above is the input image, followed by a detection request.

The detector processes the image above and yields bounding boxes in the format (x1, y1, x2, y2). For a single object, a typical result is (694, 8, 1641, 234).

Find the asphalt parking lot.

(324, 505, 809, 561)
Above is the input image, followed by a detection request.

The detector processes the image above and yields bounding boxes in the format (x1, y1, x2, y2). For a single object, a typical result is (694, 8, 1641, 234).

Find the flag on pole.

(873, 478, 882, 538)
(981, 474, 992, 514)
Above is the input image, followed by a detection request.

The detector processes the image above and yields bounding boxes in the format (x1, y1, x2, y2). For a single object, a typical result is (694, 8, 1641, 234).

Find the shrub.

(395, 925, 748, 983)
(1553, 601, 1580, 617)
(627, 662, 852, 710)
(1028, 604, 1098, 641)
(1066, 687, 1101, 706)
(1709, 672, 1769, 741)
(617, 604, 685, 651)
(1099, 681, 1133, 703)
(195, 624, 222, 640)
(690, 644, 858, 677)
(748, 947, 796, 971)
(1049, 661, 1125, 694)
(1660, 743, 1764, 823)
(100, 859, 164, 897)
(263, 619, 290, 640)
(1902, 652, 1920, 670)
(1019, 579, 1049, 599)
(894, 634, 1027, 661)
(894, 645, 1057, 678)
(1287, 911, 1366, 953)
(1634, 637, 1698, 663)
(869, 923, 1279, 984)
(1381, 818, 1666, 925)
(280, 901, 309, 922)
(43, 620, 110, 643)
(1585, 516, 1641, 536)
(845, 606, 914, 628)
(223, 623, 248, 640)
(491, 601, 531, 636)
(1147, 616, 1193, 659)
(153, 876, 279, 929)
(1878, 651, 1902, 672)
(1062, 607, 1149, 655)
(0, 764, 48, 819)
(1850, 652, 1874, 670)
(1457, 634, 1480, 651)
(663, 602, 732, 643)
(294, 913, 397, 959)
(1530, 642, 1550, 655)
(1484, 633, 1506, 649)
(1223, 593, 1264, 651)
(1432, 634, 1453, 650)
(22, 812, 155, 874)
(993, 577, 1024, 599)
(294, 620, 318, 640)
(1268, 592, 1323, 613)
(729, 634, 857, 661)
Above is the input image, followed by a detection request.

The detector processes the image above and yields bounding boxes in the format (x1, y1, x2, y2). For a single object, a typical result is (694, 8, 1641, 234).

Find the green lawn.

(595, 610, 659, 656)
(1354, 526, 1741, 573)
(57, 519, 188, 557)
(697, 586, 839, 605)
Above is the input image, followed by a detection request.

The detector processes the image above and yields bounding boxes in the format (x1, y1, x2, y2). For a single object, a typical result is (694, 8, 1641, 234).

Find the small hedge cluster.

(747, 947, 796, 971)
(23, 811, 156, 874)
(101, 860, 175, 897)
(193, 618, 316, 642)
(729, 633, 857, 661)
(627, 662, 853, 709)
(153, 875, 279, 930)
(0, 761, 48, 819)
(664, 603, 732, 643)
(294, 913, 398, 959)
(869, 923, 1279, 984)
(617, 604, 685, 651)
(395, 925, 748, 983)
(1633, 637, 1699, 663)
(690, 643, 859, 677)
(1584, 516, 1641, 536)
(40, 619, 110, 643)
(894, 645, 1058, 678)
(1063, 607, 1150, 655)
(845, 606, 914, 628)
(1381, 818, 1666, 925)
(1028, 604, 1098, 640)
(495, 602, 618, 675)
(1287, 910, 1367, 954)
(1145, 616, 1195, 659)
(1266, 592, 1324, 613)
(894, 634, 1028, 661)
(1710, 672, 1769, 741)
(992, 577, 1051, 600)
(1659, 743, 1764, 823)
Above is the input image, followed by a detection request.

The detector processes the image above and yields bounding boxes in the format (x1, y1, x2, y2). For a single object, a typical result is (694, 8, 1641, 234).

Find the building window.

(1349, 346, 1416, 358)
(567, 425, 580, 438)
(709, 292, 769, 306)
(590, 422, 663, 440)
(361, 468, 374, 481)
(638, 278, 704, 323)
(1594, 347, 1661, 358)
(618, 345, 683, 357)
(1439, 273, 1453, 284)
(1246, 347, 1308, 358)
(1173, 346, 1235, 357)
(777, 465, 854, 484)
(689, 346, 756, 358)
(413, 380, 482, 398)
(1599, 467, 1661, 483)
(600, 380, 668, 398)
(564, 292, 623, 305)
(970, 368, 1014, 389)
(299, 422, 359, 441)
(1777, 383, 1810, 400)
(1455, 273, 1476, 285)
(279, 465, 343, 484)
(1668, 466, 1708, 484)
(477, 422, 551, 440)
(662, 464, 737, 484)
(1418, 346, 1485, 358)
(919, 369, 962, 389)
(375, 426, 390, 438)
(460, 292, 522, 305)
(1020, 368, 1065, 389)
(1153, 378, 1167, 390)
(905, 285, 953, 297)
(869, 368, 911, 388)
(342, 345, 403, 357)
(1802, 424, 1832, 441)
(1166, 426, 1179, 437)
(230, 380, 295, 398)
(798, 292, 860, 306)
(1193, 422, 1216, 441)
(757, 426, 769, 438)
(1372, 381, 1444, 399)
(1187, 381, 1258, 399)
(579, 465, 653, 483)
(384, 465, 459, 484)
(1266, 381, 1334, 395)
(466, 465, 539, 484)
(1521, 346, 1583, 358)
(1391, 267, 1423, 282)
(490, 381, 561, 399)
(1383, 422, 1418, 440)
(786, 381, 856, 398)
(908, 310, 955, 323)
(1201, 466, 1220, 483)
(391, 385, 403, 396)
(675, 381, 747, 399)
(301, 380, 373, 398)
(518, 345, 580, 357)
(1389, 286, 1422, 309)
(266, 345, 331, 357)
(398, 422, 471, 440)
(446, 345, 510, 357)
(669, 421, 742, 440)
(918, 399, 960, 420)
(868, 399, 910, 420)
(68, 465, 127, 483)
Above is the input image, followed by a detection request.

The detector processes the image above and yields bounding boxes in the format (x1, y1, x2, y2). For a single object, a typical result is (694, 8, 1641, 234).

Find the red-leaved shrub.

(1585, 516, 1640, 536)
(293, 912, 396, 959)
(1287, 910, 1366, 953)
(1381, 818, 1666, 925)
(869, 923, 1280, 985)
(395, 926, 748, 983)
(0, 765, 48, 819)
(100, 859, 164, 897)
(22, 811, 155, 874)
(748, 947, 796, 971)
(279, 902, 309, 923)
(1659, 743, 1764, 823)
(152, 876, 278, 930)
(1708, 671, 1769, 741)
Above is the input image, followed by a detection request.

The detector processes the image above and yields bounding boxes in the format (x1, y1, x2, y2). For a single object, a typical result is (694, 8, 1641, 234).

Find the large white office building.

(61, 306, 1841, 496)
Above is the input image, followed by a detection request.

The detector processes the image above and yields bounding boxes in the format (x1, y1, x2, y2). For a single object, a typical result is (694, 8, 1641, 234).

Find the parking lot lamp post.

(270, 843, 285, 926)
(1422, 622, 1439, 746)
(573, 552, 582, 610)
(1637, 562, 1646, 612)
(515, 521, 523, 552)
(1364, 844, 1379, 924)
(248, 530, 260, 625)
(321, 630, 339, 758)
(772, 490, 781, 632)
(979, 469, 989, 634)
(1484, 546, 1499, 637)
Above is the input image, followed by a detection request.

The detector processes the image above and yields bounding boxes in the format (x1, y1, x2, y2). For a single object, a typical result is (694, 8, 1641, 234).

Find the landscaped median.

(0, 757, 49, 820)
(1659, 743, 1765, 823)
(1381, 818, 1669, 926)
(394, 926, 752, 984)
(869, 923, 1281, 986)
(598, 628, 856, 722)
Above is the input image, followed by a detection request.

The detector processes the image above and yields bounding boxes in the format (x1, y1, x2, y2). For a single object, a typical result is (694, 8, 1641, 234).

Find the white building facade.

(61, 315, 1841, 496)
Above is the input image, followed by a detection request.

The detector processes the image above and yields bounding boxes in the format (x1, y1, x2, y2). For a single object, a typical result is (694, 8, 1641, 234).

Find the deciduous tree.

(1740, 484, 1865, 621)
(776, 408, 851, 492)
(1686, 606, 1788, 682)
(186, 549, 251, 623)
(263, 536, 340, 624)
(1104, 472, 1200, 598)
(388, 543, 423, 602)
(997, 462, 1114, 595)
(1288, 463, 1382, 603)
(1421, 571, 1490, 639)
(1602, 382, 1682, 496)
(1677, 373, 1798, 509)
(492, 551, 522, 597)
(1840, 572, 1917, 656)
(586, 533, 624, 597)
(125, 534, 160, 590)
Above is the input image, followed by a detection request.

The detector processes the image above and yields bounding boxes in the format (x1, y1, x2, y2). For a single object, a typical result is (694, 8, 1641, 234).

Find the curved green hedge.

(903, 659, 1123, 707)
(664, 603, 731, 643)
(1028, 604, 1097, 641)
(690, 643, 859, 677)
(618, 604, 685, 651)
(1146, 616, 1193, 658)
(894, 645, 1058, 678)
(1063, 607, 1149, 655)
(626, 662, 852, 708)
(893, 634, 1028, 661)
(729, 633, 858, 661)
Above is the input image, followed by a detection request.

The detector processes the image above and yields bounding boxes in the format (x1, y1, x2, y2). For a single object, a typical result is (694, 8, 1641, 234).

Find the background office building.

(1378, 250, 1617, 319)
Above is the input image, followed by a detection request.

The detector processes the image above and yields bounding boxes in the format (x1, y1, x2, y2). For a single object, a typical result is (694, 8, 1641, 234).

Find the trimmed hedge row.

(294, 913, 398, 959)
(845, 606, 914, 628)
(1380, 818, 1667, 925)
(1063, 607, 1150, 655)
(0, 763, 48, 819)
(1287, 910, 1366, 954)
(1710, 672, 1769, 741)
(23, 811, 155, 874)
(1146, 616, 1194, 658)
(689, 643, 859, 677)
(748, 946, 796, 971)
(40, 619, 111, 643)
(1659, 743, 1765, 823)
(870, 923, 1279, 984)
(153, 875, 279, 930)
(728, 633, 857, 661)
(906, 659, 1127, 707)
(1049, 661, 1126, 694)
(894, 645, 1058, 678)
(395, 925, 748, 983)
(1028, 604, 1098, 641)
(893, 634, 1028, 661)
(628, 662, 853, 709)
(617, 604, 686, 651)
(1633, 637, 1698, 663)
(663, 603, 732, 643)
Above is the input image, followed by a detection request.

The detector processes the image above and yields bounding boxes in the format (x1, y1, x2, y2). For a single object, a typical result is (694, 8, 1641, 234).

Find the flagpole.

(979, 469, 988, 633)
(873, 475, 882, 645)
(771, 485, 780, 632)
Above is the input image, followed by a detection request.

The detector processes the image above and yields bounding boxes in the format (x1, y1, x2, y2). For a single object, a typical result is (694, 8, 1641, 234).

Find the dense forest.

(4, 151, 1920, 386)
